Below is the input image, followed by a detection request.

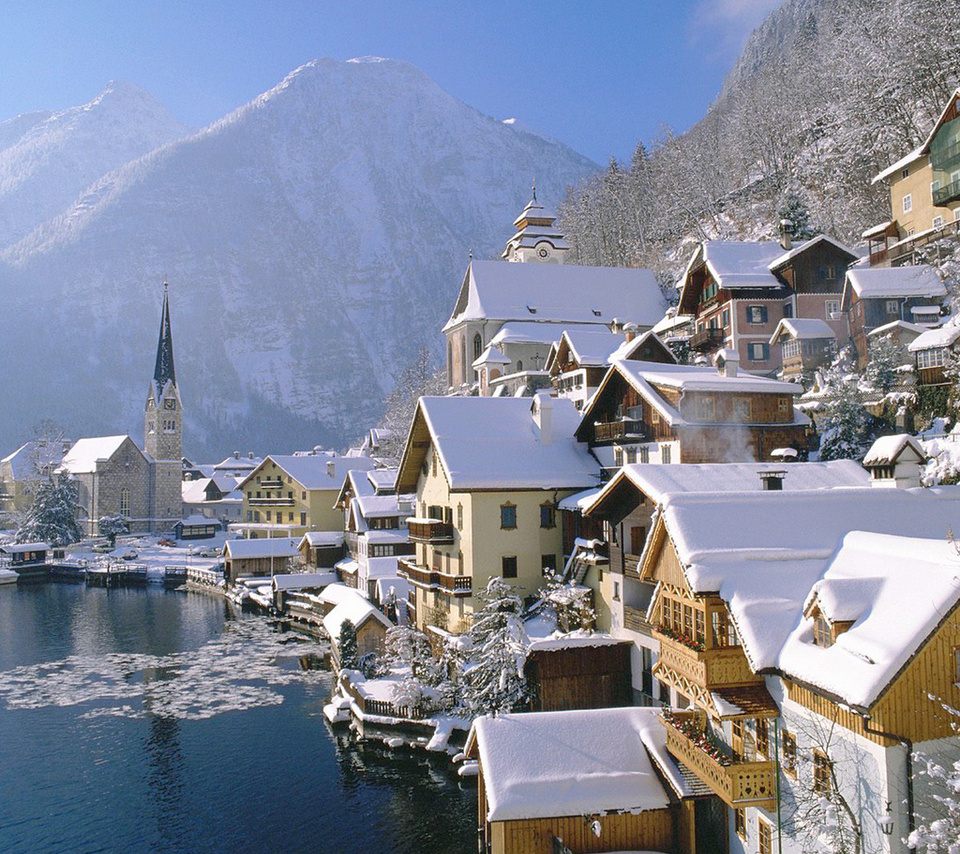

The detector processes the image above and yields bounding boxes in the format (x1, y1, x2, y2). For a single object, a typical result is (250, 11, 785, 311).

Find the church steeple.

(153, 282, 176, 394)
(501, 183, 570, 263)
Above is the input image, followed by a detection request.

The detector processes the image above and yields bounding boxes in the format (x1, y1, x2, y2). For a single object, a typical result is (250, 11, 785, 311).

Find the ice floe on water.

(0, 619, 328, 720)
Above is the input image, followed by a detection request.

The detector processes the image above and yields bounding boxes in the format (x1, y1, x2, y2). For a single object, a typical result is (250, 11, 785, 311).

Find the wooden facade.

(525, 642, 632, 712)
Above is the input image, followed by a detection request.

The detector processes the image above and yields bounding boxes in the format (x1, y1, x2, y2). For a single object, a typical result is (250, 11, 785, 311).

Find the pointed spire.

(153, 281, 176, 392)
(531, 178, 537, 202)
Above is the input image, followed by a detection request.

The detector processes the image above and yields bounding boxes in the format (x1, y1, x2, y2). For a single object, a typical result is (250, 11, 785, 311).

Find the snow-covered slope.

(0, 58, 597, 458)
(0, 81, 193, 249)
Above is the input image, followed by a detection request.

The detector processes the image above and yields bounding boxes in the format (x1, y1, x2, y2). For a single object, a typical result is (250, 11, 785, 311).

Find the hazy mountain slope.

(0, 81, 193, 249)
(0, 58, 597, 458)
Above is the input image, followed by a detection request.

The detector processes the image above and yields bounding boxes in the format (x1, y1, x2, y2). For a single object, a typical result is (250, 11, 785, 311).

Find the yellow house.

(867, 88, 960, 265)
(236, 453, 376, 539)
(395, 393, 600, 633)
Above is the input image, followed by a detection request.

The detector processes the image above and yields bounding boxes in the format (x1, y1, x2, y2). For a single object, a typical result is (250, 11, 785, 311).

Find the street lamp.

(879, 801, 894, 836)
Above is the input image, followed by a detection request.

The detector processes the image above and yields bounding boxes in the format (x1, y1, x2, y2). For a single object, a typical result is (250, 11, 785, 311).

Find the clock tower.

(501, 182, 570, 264)
(144, 283, 182, 463)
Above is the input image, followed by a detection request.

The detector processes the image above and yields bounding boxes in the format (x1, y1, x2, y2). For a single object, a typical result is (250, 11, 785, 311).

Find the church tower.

(144, 283, 183, 531)
(501, 182, 570, 264)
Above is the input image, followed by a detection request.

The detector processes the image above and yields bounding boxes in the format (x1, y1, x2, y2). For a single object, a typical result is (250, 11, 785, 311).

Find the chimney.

(533, 392, 554, 446)
(233, 451, 240, 460)
(610, 318, 623, 334)
(778, 219, 793, 251)
(713, 348, 740, 378)
(248, 452, 254, 459)
(327, 460, 336, 478)
(759, 470, 787, 491)
(623, 322, 639, 343)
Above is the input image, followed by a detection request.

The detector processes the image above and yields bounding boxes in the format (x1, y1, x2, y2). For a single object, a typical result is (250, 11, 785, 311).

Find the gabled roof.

(396, 395, 600, 493)
(861, 434, 927, 466)
(322, 591, 391, 642)
(908, 321, 960, 352)
(546, 328, 676, 376)
(239, 454, 376, 491)
(842, 264, 945, 309)
(768, 234, 858, 270)
(468, 707, 680, 822)
(443, 259, 667, 332)
(224, 537, 300, 560)
(872, 89, 960, 183)
(1, 440, 68, 481)
(60, 436, 142, 474)
(473, 344, 511, 368)
(769, 317, 837, 346)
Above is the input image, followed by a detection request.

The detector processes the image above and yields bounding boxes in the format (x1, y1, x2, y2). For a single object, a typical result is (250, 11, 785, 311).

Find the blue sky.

(0, 0, 783, 164)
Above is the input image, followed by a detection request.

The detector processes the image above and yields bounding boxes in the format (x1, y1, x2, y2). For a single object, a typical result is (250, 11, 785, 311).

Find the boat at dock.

(0, 568, 18, 585)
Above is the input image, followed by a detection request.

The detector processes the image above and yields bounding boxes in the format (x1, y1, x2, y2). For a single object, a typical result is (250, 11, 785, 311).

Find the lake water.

(0, 583, 477, 854)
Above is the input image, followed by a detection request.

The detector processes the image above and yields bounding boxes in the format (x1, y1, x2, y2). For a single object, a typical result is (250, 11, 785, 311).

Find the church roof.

(60, 436, 141, 474)
(152, 285, 176, 395)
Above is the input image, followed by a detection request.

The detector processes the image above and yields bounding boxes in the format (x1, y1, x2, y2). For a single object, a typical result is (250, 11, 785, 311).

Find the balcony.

(931, 138, 960, 172)
(398, 557, 472, 596)
(407, 518, 454, 544)
(933, 178, 960, 207)
(689, 327, 726, 351)
(259, 479, 283, 489)
(593, 418, 646, 443)
(652, 629, 760, 690)
(663, 711, 776, 810)
(247, 496, 295, 506)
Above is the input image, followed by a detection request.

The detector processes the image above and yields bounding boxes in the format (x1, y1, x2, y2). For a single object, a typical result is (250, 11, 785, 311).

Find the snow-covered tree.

(908, 698, 960, 852)
(338, 619, 358, 670)
(98, 514, 128, 547)
(816, 349, 873, 462)
(537, 574, 596, 633)
(383, 625, 442, 684)
(15, 476, 83, 546)
(863, 334, 901, 398)
(459, 579, 529, 717)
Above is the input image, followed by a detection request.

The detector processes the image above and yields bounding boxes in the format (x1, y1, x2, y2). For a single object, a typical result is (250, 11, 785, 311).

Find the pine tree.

(459, 579, 529, 717)
(862, 333, 902, 398)
(777, 189, 817, 240)
(816, 349, 873, 462)
(383, 625, 442, 684)
(16, 477, 83, 547)
(338, 619, 359, 670)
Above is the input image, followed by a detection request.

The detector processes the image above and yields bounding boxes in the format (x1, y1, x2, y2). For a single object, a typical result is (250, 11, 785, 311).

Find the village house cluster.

(3, 90, 960, 854)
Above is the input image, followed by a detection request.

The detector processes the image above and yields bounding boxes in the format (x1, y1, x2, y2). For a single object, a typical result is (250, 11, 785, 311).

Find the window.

(683, 604, 693, 636)
(902, 167, 910, 179)
(933, 179, 942, 197)
(502, 555, 517, 578)
(885, 300, 899, 315)
(825, 299, 840, 318)
(625, 446, 637, 464)
(758, 818, 772, 854)
(371, 544, 395, 557)
(516, 360, 523, 372)
(639, 446, 650, 464)
(695, 609, 705, 645)
(733, 397, 751, 421)
(541, 554, 557, 576)
(500, 503, 517, 529)
(783, 302, 793, 318)
(721, 308, 730, 327)
(301, 491, 306, 500)
(661, 444, 672, 464)
(612, 580, 620, 601)
(265, 510, 272, 521)
(777, 396, 789, 413)
(934, 215, 944, 229)
(433, 551, 443, 571)
(918, 348, 946, 369)
(782, 730, 797, 776)
(782, 339, 801, 359)
(748, 342, 770, 361)
(695, 396, 716, 421)
(253, 511, 260, 522)
(756, 718, 769, 758)
(813, 750, 832, 795)
(473, 332, 483, 361)
(456, 503, 463, 530)
(614, 446, 624, 466)
(119, 488, 130, 516)
(288, 512, 294, 523)
(432, 451, 437, 477)
(903, 194, 913, 213)
(540, 503, 556, 528)
(814, 613, 832, 647)
(246, 510, 253, 522)
(300, 512, 307, 526)
(747, 305, 768, 324)
(735, 808, 746, 840)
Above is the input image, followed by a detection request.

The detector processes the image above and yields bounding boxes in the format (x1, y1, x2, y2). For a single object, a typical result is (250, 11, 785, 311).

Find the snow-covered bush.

(98, 514, 128, 546)
(816, 348, 874, 462)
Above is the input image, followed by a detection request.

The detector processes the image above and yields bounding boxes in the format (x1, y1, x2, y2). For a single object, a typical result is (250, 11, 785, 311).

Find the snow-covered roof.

(270, 572, 337, 591)
(862, 220, 897, 239)
(60, 436, 136, 474)
(558, 485, 605, 512)
(224, 537, 300, 560)
(908, 322, 960, 352)
(779, 532, 960, 708)
(374, 575, 408, 602)
(298, 531, 345, 548)
(769, 318, 837, 345)
(213, 454, 262, 471)
(322, 592, 391, 641)
(177, 514, 218, 527)
(868, 319, 926, 339)
(489, 321, 569, 347)
(558, 327, 631, 367)
(401, 395, 600, 491)
(241, 454, 376, 491)
(844, 265, 945, 302)
(589, 460, 869, 516)
(698, 240, 784, 289)
(469, 706, 678, 822)
(768, 234, 857, 270)
(655, 486, 960, 685)
(1, 440, 67, 481)
(473, 344, 511, 368)
(616, 358, 800, 401)
(366, 468, 397, 493)
(872, 147, 925, 184)
(444, 259, 667, 332)
(861, 434, 927, 466)
(1, 542, 50, 554)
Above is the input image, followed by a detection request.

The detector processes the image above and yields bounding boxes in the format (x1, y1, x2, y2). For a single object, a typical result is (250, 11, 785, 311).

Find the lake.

(0, 583, 477, 854)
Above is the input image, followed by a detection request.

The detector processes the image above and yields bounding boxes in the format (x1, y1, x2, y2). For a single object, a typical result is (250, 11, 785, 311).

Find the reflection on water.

(0, 584, 476, 854)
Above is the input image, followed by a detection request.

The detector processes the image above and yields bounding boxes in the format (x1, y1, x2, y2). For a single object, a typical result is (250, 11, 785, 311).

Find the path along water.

(0, 583, 476, 854)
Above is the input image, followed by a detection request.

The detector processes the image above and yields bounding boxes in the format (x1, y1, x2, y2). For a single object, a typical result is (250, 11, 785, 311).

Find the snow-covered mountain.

(0, 58, 597, 458)
(0, 81, 193, 249)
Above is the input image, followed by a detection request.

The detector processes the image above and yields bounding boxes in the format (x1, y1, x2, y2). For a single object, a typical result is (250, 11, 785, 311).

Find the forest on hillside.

(560, 0, 960, 284)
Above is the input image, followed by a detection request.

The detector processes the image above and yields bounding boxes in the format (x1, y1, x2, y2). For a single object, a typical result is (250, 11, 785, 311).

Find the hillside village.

(3, 83, 960, 854)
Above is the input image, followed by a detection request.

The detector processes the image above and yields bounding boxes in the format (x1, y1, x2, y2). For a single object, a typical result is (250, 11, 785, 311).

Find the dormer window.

(813, 613, 832, 647)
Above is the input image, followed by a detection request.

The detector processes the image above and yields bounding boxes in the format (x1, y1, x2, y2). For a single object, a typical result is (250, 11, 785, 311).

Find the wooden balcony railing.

(689, 327, 726, 351)
(259, 479, 283, 489)
(247, 496, 295, 506)
(653, 630, 760, 690)
(663, 712, 776, 810)
(593, 419, 645, 443)
(398, 557, 472, 596)
(407, 519, 455, 544)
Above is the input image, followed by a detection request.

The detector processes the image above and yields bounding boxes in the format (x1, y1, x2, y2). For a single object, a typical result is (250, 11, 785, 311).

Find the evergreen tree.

(777, 189, 817, 240)
(816, 348, 873, 462)
(383, 625, 442, 684)
(862, 333, 901, 398)
(338, 619, 359, 670)
(459, 579, 529, 717)
(98, 514, 128, 547)
(16, 477, 83, 546)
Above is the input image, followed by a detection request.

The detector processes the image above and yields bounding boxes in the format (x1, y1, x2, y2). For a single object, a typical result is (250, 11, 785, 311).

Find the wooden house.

(574, 356, 810, 466)
(298, 530, 345, 570)
(322, 590, 392, 670)
(841, 265, 946, 367)
(466, 707, 693, 854)
(676, 232, 856, 376)
(524, 636, 633, 712)
(867, 88, 960, 266)
(907, 321, 960, 386)
(173, 515, 220, 540)
(223, 536, 300, 584)
(768, 317, 837, 383)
